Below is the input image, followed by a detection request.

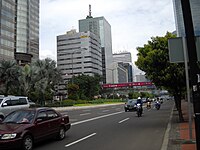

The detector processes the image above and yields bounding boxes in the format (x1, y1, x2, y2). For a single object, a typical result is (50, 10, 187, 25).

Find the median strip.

(65, 133, 97, 147)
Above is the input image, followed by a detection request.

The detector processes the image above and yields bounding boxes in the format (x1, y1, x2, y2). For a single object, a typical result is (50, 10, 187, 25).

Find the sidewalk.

(168, 100, 196, 150)
(179, 101, 196, 150)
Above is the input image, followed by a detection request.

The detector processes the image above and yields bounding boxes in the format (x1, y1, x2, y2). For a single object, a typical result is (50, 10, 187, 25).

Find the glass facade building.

(79, 16, 113, 84)
(0, 0, 15, 60)
(0, 0, 39, 63)
(173, 0, 200, 36)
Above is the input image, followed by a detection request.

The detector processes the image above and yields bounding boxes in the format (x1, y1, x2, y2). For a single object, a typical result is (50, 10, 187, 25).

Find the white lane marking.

(80, 113, 91, 116)
(72, 111, 124, 126)
(65, 133, 96, 147)
(118, 118, 130, 124)
(70, 118, 78, 122)
(102, 110, 109, 112)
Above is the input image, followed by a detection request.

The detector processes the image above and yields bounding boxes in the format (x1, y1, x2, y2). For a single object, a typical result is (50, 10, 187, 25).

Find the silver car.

(0, 96, 30, 119)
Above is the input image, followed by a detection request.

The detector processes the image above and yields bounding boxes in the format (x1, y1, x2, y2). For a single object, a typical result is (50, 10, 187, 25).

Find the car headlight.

(1, 133, 17, 139)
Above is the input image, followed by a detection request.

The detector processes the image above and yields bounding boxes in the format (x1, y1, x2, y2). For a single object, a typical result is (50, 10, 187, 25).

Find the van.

(0, 96, 30, 119)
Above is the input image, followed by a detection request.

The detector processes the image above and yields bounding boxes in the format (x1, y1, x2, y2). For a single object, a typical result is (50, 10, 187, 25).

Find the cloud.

(40, 0, 175, 65)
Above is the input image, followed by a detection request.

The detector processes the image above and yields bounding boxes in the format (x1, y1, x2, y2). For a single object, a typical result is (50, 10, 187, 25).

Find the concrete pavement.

(167, 100, 196, 150)
(53, 101, 197, 150)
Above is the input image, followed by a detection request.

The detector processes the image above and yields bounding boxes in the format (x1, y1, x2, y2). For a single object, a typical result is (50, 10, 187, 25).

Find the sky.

(40, 0, 175, 71)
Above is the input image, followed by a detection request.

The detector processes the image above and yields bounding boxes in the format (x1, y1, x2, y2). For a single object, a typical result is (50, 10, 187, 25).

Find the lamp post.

(180, 0, 200, 149)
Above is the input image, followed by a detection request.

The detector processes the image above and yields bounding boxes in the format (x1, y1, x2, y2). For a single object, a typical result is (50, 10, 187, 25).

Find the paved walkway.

(180, 101, 196, 150)
(168, 100, 196, 150)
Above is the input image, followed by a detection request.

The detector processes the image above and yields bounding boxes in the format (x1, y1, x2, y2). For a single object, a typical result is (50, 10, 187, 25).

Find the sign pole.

(180, 0, 200, 149)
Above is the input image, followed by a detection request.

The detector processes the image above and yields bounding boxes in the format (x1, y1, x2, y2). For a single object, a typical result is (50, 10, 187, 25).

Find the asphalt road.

(34, 100, 174, 150)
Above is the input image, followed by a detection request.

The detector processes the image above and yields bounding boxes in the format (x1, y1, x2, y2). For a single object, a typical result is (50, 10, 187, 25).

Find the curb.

(161, 103, 175, 150)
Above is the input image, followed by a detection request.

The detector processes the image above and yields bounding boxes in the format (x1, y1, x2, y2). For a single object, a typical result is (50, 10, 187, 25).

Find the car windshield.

(3, 110, 36, 124)
(127, 100, 136, 104)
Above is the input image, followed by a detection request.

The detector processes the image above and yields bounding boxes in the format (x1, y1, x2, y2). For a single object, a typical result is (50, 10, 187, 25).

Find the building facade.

(108, 62, 128, 84)
(113, 52, 133, 82)
(135, 74, 150, 82)
(113, 52, 132, 63)
(0, 0, 39, 64)
(173, 0, 200, 36)
(57, 29, 102, 93)
(79, 16, 113, 84)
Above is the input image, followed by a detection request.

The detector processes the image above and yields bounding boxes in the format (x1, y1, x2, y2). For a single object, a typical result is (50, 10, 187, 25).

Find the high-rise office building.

(57, 29, 102, 93)
(113, 52, 132, 63)
(113, 52, 133, 82)
(0, 0, 39, 64)
(79, 5, 113, 84)
(173, 0, 200, 36)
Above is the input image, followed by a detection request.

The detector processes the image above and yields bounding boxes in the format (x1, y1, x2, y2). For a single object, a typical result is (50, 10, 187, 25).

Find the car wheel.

(57, 126, 65, 140)
(22, 135, 33, 150)
(125, 109, 127, 112)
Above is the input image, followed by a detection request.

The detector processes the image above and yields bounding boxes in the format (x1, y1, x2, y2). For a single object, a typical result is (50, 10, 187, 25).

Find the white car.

(0, 96, 30, 119)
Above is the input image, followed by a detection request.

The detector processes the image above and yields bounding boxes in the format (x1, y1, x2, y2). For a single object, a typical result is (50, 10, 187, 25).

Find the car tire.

(125, 109, 127, 112)
(22, 135, 33, 150)
(57, 126, 65, 140)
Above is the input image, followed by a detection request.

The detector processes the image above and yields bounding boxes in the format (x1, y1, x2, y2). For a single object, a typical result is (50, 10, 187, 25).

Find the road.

(34, 100, 174, 150)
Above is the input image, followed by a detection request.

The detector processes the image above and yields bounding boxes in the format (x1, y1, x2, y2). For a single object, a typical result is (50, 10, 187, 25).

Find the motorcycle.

(155, 101, 161, 110)
(136, 103, 142, 117)
(146, 101, 151, 109)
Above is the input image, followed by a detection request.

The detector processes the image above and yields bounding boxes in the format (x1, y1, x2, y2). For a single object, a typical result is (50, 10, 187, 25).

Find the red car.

(0, 107, 71, 150)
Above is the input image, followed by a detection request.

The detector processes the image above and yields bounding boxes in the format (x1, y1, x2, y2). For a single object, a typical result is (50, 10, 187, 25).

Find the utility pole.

(180, 0, 200, 149)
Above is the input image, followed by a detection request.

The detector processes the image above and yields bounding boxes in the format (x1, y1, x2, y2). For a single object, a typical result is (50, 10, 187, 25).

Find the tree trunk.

(174, 93, 184, 122)
(174, 97, 178, 111)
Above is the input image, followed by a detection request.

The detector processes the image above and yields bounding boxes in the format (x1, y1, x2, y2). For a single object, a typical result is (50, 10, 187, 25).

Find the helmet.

(138, 97, 141, 100)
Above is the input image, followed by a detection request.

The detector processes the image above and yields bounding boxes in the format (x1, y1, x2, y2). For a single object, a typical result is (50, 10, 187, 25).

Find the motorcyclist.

(155, 97, 161, 110)
(146, 97, 151, 109)
(136, 97, 143, 113)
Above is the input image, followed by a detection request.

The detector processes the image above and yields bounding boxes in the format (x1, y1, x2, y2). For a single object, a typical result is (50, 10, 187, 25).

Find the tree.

(33, 58, 62, 105)
(135, 32, 186, 121)
(69, 74, 102, 100)
(0, 60, 21, 96)
(67, 83, 79, 100)
(18, 64, 39, 97)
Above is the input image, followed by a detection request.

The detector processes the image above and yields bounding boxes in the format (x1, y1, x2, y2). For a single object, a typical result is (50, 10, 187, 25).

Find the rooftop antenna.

(86, 4, 93, 19)
(89, 4, 91, 17)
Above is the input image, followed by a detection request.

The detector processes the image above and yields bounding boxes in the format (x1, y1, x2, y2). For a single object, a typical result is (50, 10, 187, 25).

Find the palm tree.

(33, 58, 62, 105)
(0, 60, 21, 96)
(19, 64, 39, 97)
